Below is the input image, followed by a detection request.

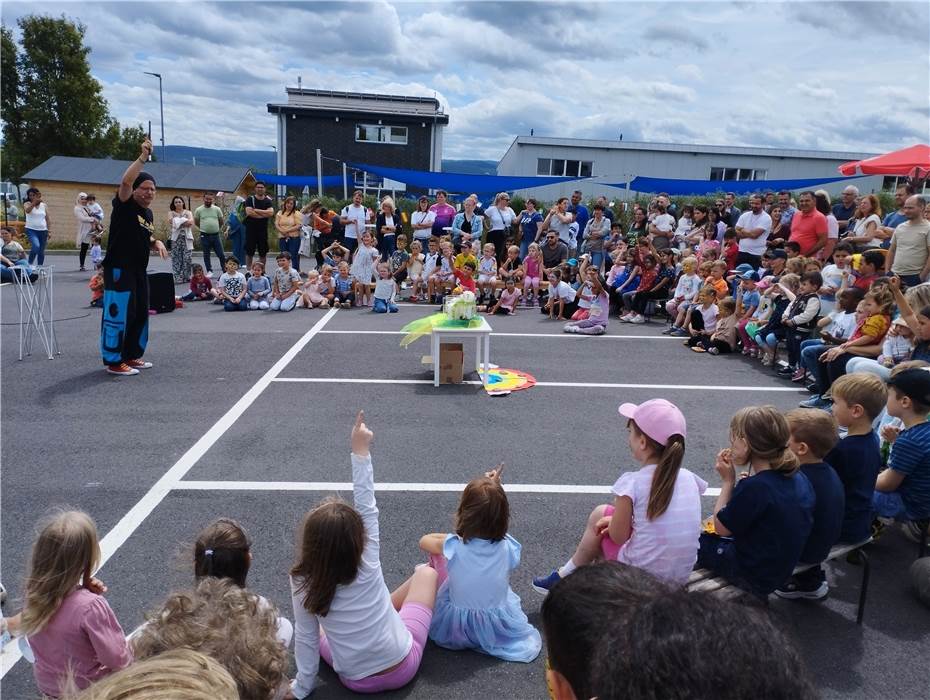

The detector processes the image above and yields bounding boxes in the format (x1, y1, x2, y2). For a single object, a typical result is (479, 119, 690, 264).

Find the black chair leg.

(855, 548, 870, 626)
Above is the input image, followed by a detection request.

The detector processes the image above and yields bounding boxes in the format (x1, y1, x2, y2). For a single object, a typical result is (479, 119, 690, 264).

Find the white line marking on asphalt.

(318, 329, 678, 339)
(172, 480, 722, 497)
(0, 308, 339, 678)
(270, 377, 802, 392)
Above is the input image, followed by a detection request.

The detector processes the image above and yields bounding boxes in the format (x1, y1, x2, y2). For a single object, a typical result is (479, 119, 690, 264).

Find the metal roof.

(503, 136, 877, 162)
(268, 87, 449, 122)
(22, 156, 252, 191)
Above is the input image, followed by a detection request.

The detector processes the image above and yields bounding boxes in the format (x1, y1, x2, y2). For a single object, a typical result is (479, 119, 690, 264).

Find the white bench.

(687, 539, 872, 624)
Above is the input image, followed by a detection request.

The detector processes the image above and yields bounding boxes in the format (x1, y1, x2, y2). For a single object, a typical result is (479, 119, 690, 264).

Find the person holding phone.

(23, 187, 51, 265)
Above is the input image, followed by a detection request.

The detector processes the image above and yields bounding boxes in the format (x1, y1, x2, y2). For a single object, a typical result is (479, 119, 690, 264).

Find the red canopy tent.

(839, 144, 930, 184)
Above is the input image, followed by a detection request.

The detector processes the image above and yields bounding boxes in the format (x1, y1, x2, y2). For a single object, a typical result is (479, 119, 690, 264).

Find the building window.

(537, 158, 594, 176)
(710, 167, 767, 181)
(355, 124, 408, 145)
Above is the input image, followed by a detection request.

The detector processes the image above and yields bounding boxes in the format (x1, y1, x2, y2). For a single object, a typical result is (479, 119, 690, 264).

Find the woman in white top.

(23, 187, 51, 266)
(74, 192, 99, 270)
(169, 196, 195, 283)
(845, 194, 886, 250)
(288, 413, 438, 698)
(486, 192, 516, 264)
(410, 196, 436, 247)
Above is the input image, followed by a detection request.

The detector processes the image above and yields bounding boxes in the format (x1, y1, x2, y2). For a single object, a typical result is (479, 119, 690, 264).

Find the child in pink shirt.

(19, 511, 131, 697)
(533, 399, 706, 592)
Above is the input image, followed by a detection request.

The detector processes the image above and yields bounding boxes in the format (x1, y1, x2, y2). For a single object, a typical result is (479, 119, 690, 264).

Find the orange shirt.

(704, 275, 728, 298)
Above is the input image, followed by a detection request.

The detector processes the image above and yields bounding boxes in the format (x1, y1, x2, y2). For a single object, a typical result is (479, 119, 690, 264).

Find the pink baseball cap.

(618, 399, 686, 445)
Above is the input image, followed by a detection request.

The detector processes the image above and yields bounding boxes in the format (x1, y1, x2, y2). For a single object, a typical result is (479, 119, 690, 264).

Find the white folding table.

(430, 317, 492, 387)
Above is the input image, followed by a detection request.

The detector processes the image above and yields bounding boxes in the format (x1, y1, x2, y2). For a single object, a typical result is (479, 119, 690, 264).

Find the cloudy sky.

(3, 1, 928, 162)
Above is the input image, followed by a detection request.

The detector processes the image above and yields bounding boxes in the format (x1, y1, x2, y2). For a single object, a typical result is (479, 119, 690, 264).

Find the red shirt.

(723, 241, 739, 271)
(453, 268, 476, 292)
(635, 267, 658, 291)
(789, 209, 828, 255)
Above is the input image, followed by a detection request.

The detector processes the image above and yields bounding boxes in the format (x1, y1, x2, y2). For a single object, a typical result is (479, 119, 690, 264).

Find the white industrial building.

(496, 136, 883, 200)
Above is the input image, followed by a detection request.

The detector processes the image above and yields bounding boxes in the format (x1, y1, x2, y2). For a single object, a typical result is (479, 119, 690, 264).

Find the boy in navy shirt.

(874, 367, 930, 526)
(826, 373, 887, 544)
(776, 409, 845, 600)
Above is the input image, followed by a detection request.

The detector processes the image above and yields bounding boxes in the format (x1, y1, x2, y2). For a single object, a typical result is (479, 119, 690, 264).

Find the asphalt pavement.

(1, 253, 928, 699)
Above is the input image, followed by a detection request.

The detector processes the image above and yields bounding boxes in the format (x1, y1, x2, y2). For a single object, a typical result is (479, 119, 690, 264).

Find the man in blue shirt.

(776, 410, 845, 600)
(880, 185, 912, 245)
(832, 185, 859, 235)
(778, 190, 798, 229)
(567, 190, 589, 243)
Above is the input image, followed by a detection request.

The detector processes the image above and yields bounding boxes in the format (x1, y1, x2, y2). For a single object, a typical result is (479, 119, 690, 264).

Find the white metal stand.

(11, 265, 59, 360)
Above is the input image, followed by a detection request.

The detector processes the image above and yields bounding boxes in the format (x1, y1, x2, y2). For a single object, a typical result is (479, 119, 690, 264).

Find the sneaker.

(791, 369, 808, 382)
(630, 314, 646, 324)
(741, 347, 752, 355)
(805, 381, 819, 393)
(532, 570, 562, 594)
(777, 365, 795, 376)
(708, 347, 720, 355)
(670, 328, 689, 337)
(749, 348, 759, 358)
(761, 353, 774, 367)
(619, 313, 634, 322)
(106, 362, 140, 376)
(774, 577, 829, 600)
(341, 301, 351, 309)
(126, 358, 153, 370)
(661, 326, 679, 335)
(799, 395, 831, 409)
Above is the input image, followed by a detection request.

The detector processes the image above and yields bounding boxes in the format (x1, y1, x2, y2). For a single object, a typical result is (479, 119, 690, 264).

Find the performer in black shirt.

(100, 138, 168, 376)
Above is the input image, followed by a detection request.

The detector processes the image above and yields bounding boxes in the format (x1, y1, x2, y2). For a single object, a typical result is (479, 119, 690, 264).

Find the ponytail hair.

(629, 420, 686, 520)
(729, 406, 799, 475)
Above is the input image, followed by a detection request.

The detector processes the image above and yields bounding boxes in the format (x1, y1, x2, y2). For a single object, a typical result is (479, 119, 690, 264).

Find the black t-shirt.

(104, 196, 154, 270)
(244, 195, 273, 235)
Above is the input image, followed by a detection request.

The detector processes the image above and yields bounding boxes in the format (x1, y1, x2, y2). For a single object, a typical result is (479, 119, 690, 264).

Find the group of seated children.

(534, 376, 928, 602)
(7, 384, 928, 698)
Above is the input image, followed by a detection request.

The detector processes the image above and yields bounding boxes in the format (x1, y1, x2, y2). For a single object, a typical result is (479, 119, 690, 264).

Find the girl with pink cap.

(533, 399, 706, 591)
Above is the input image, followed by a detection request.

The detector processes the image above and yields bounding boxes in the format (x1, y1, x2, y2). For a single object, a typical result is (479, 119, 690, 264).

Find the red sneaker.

(126, 358, 153, 370)
(106, 362, 140, 376)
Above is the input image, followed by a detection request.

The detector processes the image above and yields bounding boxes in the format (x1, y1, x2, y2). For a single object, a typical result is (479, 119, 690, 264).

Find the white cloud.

(1, 1, 927, 162)
(796, 82, 838, 100)
(676, 64, 704, 82)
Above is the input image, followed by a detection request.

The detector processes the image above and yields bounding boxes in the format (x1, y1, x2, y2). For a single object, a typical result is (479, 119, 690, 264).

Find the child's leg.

(373, 297, 387, 313)
(281, 295, 298, 312)
(566, 504, 613, 572)
(269, 297, 282, 311)
(389, 564, 439, 612)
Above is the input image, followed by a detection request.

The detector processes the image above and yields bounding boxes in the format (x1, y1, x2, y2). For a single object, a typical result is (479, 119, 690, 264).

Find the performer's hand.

(140, 138, 153, 161)
(153, 240, 168, 259)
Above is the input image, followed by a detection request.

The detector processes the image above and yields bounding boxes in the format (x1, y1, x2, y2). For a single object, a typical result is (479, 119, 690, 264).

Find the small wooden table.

(430, 317, 492, 387)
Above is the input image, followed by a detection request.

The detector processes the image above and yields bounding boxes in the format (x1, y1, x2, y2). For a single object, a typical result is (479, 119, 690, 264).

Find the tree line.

(1, 15, 153, 182)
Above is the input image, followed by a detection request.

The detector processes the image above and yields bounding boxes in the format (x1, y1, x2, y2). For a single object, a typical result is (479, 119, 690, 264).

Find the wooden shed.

(21, 156, 255, 245)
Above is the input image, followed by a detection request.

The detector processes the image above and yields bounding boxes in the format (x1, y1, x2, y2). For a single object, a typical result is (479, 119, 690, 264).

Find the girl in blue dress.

(418, 465, 541, 663)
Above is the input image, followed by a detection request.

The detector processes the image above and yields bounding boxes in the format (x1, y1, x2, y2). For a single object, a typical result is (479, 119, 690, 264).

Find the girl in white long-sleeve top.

(288, 412, 439, 698)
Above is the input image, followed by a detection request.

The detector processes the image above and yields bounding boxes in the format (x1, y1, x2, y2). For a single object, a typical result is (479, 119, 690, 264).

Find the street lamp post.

(143, 72, 166, 163)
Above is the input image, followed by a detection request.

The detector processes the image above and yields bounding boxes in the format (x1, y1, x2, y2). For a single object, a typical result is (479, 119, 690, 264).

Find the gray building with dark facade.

(267, 88, 448, 188)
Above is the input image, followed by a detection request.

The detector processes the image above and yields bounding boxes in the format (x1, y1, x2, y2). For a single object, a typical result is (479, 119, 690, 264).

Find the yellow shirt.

(454, 253, 477, 272)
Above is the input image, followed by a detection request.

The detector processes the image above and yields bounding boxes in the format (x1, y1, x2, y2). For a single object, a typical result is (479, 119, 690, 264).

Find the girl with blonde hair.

(697, 406, 815, 598)
(20, 510, 132, 697)
(132, 577, 288, 700)
(68, 649, 237, 700)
